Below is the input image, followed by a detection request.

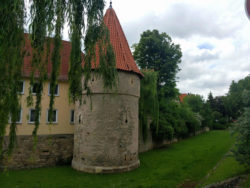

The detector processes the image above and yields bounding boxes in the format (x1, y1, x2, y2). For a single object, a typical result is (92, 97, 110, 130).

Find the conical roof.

(93, 6, 142, 77)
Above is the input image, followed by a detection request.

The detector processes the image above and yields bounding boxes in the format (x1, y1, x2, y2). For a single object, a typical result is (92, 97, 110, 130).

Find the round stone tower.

(71, 5, 143, 173)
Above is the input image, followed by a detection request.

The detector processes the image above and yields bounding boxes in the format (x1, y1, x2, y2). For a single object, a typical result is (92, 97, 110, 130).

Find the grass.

(199, 154, 249, 187)
(0, 131, 234, 188)
(242, 175, 250, 188)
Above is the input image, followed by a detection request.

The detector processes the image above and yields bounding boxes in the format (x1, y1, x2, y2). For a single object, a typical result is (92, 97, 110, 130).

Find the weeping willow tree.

(139, 70, 159, 142)
(0, 0, 117, 156)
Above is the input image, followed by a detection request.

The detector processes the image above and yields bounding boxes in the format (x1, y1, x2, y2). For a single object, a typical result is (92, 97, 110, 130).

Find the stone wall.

(0, 134, 73, 170)
(139, 127, 210, 153)
(0, 125, 209, 169)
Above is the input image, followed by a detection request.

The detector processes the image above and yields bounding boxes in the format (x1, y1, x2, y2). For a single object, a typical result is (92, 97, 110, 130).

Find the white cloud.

(25, 0, 250, 99)
(105, 0, 250, 98)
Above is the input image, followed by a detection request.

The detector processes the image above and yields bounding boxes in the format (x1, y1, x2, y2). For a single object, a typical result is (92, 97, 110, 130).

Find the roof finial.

(110, 0, 112, 8)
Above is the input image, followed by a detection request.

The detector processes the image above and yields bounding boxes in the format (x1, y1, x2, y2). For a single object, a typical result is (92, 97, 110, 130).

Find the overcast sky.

(99, 0, 250, 99)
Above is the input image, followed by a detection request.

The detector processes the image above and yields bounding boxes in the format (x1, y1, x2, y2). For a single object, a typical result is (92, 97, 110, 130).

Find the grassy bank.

(0, 131, 234, 188)
(199, 154, 249, 187)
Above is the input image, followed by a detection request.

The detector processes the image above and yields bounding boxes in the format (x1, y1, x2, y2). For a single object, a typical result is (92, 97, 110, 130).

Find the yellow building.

(6, 79, 75, 136)
(1, 35, 78, 169)
(6, 33, 75, 136)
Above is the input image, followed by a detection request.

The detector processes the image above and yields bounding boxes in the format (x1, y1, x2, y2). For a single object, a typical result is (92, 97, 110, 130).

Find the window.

(70, 110, 75, 124)
(32, 82, 42, 94)
(47, 109, 58, 123)
(29, 109, 39, 123)
(48, 84, 59, 96)
(9, 109, 22, 124)
(17, 81, 25, 94)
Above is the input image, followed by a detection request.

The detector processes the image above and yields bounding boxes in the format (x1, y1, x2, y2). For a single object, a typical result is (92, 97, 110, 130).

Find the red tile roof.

(179, 94, 188, 103)
(22, 33, 72, 81)
(92, 7, 142, 77)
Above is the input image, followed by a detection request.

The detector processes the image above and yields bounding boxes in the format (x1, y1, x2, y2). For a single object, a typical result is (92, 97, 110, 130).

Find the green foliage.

(232, 107, 250, 166)
(243, 175, 250, 188)
(48, 0, 66, 124)
(227, 76, 250, 119)
(151, 117, 174, 142)
(183, 94, 204, 113)
(28, 0, 56, 140)
(0, 0, 117, 155)
(179, 105, 201, 135)
(135, 29, 185, 142)
(212, 110, 229, 130)
(202, 76, 250, 131)
(182, 94, 214, 129)
(0, 0, 25, 154)
(231, 88, 250, 166)
(206, 92, 230, 129)
(139, 70, 159, 141)
(200, 102, 214, 128)
(67, 0, 117, 101)
(133, 29, 182, 99)
(92, 25, 117, 91)
(151, 99, 202, 141)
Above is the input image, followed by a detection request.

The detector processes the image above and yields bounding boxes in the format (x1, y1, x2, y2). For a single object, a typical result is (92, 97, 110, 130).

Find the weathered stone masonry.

(72, 72, 140, 173)
(0, 135, 73, 170)
(71, 5, 143, 174)
(0, 128, 210, 170)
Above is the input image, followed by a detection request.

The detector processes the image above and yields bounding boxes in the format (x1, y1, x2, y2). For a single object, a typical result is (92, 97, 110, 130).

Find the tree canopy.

(133, 29, 182, 99)
(134, 30, 205, 142)
(227, 76, 250, 119)
(183, 94, 204, 113)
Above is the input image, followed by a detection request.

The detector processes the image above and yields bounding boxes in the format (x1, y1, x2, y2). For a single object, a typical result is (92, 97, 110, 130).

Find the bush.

(174, 119, 189, 138)
(232, 107, 250, 167)
(200, 103, 214, 129)
(151, 119, 174, 142)
(179, 105, 201, 134)
(151, 99, 203, 141)
(213, 123, 230, 130)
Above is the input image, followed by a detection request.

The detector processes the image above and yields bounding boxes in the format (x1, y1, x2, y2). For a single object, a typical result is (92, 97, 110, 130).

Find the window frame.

(48, 83, 59, 96)
(9, 108, 23, 124)
(31, 82, 42, 95)
(16, 109, 23, 124)
(70, 109, 75, 124)
(18, 81, 25, 94)
(28, 109, 38, 124)
(47, 109, 58, 124)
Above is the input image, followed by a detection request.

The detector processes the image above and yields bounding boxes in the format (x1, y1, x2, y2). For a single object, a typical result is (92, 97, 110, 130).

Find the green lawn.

(0, 131, 234, 188)
(242, 175, 250, 188)
(199, 154, 249, 187)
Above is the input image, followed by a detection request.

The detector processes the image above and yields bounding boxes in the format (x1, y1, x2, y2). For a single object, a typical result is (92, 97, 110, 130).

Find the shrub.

(179, 105, 201, 134)
(151, 99, 202, 141)
(174, 119, 189, 138)
(151, 119, 174, 142)
(232, 107, 250, 167)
